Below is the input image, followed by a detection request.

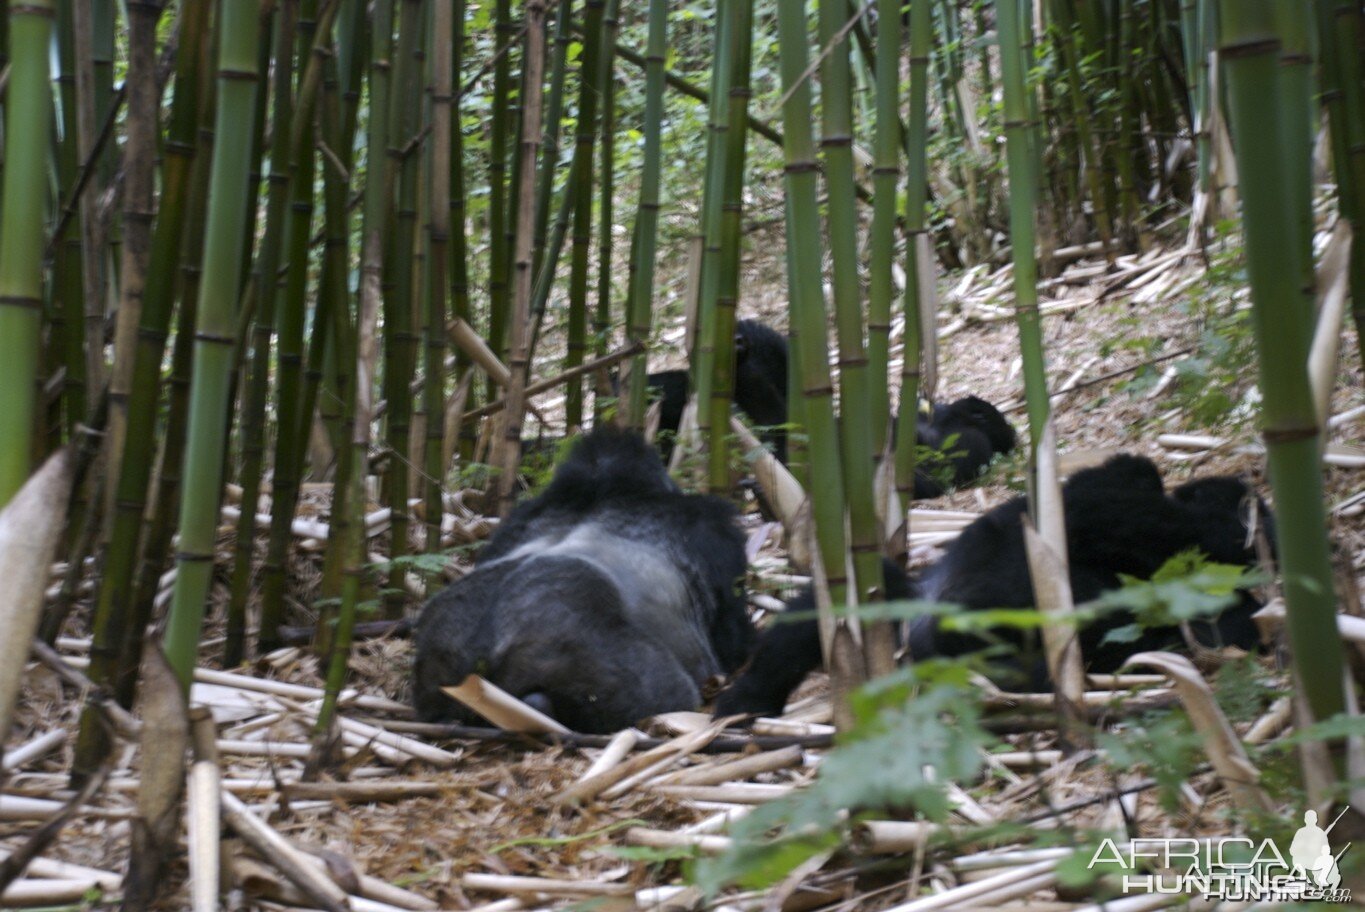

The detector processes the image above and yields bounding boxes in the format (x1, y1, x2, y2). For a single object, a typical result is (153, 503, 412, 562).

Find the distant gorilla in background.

(649, 318, 789, 462)
(912, 396, 1018, 498)
(715, 454, 1269, 717)
(413, 427, 753, 733)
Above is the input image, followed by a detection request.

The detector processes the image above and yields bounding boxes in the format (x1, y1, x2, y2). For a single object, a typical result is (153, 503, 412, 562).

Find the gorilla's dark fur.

(912, 396, 1019, 498)
(413, 427, 752, 732)
(715, 454, 1268, 717)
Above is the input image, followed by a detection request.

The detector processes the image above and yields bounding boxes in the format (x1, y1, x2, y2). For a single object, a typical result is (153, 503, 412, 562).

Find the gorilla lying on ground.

(715, 454, 1269, 718)
(912, 396, 1019, 498)
(414, 426, 753, 733)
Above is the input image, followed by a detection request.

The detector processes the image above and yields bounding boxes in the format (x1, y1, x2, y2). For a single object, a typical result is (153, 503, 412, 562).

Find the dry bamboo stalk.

(462, 873, 635, 897)
(985, 750, 1063, 769)
(440, 675, 570, 734)
(555, 722, 725, 806)
(634, 885, 701, 911)
(850, 820, 936, 854)
(0, 877, 102, 905)
(880, 858, 1058, 912)
(660, 744, 803, 786)
(578, 728, 641, 781)
(0, 853, 121, 891)
(944, 783, 995, 825)
(233, 856, 409, 912)
(192, 667, 409, 715)
(281, 781, 441, 802)
(216, 739, 314, 759)
(650, 783, 794, 804)
(1071, 895, 1185, 912)
(220, 792, 351, 912)
(600, 751, 696, 801)
(463, 899, 524, 912)
(1243, 696, 1293, 745)
(680, 805, 752, 835)
(0, 728, 67, 771)
(0, 795, 66, 820)
(951, 847, 1073, 872)
(331, 715, 459, 768)
(624, 827, 731, 855)
(187, 708, 222, 912)
(750, 719, 834, 738)
(952, 871, 1058, 907)
(289, 846, 438, 912)
(981, 685, 1171, 710)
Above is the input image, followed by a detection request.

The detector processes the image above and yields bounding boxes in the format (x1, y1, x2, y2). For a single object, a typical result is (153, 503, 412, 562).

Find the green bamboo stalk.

(774, 0, 849, 609)
(225, 0, 298, 667)
(895, 0, 931, 502)
(378, 0, 426, 618)
(1218, 0, 1344, 725)
(819, 0, 887, 644)
(486, 0, 513, 400)
(0, 0, 56, 507)
(592, 0, 621, 379)
(532, 0, 573, 281)
(257, 0, 341, 652)
(81, 0, 207, 713)
(126, 20, 220, 699)
(866, 0, 900, 459)
(449, 0, 475, 461)
(315, 53, 360, 642)
(53, 0, 87, 439)
(1314, 1, 1365, 375)
(705, 0, 752, 493)
(692, 0, 733, 470)
(622, 0, 668, 429)
(494, 0, 549, 514)
(163, 0, 262, 690)
(996, 0, 1051, 457)
(424, 0, 454, 552)
(563, 0, 606, 430)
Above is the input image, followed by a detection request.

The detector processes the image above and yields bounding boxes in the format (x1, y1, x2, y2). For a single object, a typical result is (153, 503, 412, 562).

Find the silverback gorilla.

(413, 427, 753, 732)
(715, 454, 1268, 718)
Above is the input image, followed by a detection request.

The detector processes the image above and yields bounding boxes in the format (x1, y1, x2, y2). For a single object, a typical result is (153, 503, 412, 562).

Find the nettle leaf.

(692, 686, 990, 895)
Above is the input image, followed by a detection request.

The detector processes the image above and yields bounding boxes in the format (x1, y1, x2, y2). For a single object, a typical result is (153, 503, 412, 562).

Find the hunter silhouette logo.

(1086, 807, 1352, 902)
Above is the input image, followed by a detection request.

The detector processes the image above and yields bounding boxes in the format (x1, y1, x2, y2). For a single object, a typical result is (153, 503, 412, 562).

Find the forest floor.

(5, 221, 1365, 911)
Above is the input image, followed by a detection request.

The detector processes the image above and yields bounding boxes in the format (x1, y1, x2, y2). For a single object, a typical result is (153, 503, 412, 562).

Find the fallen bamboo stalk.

(879, 858, 1059, 912)
(556, 723, 726, 806)
(281, 781, 442, 802)
(659, 744, 804, 787)
(291, 845, 438, 912)
(0, 728, 68, 771)
(623, 827, 731, 855)
(649, 783, 795, 804)
(233, 855, 410, 912)
(440, 675, 571, 734)
(220, 792, 351, 912)
(0, 877, 104, 905)
(578, 729, 641, 781)
(851, 821, 937, 854)
(462, 339, 645, 422)
(461, 873, 634, 897)
(0, 852, 120, 891)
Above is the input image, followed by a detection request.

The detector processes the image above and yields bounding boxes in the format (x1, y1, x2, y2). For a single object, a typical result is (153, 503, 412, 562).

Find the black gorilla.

(648, 319, 790, 463)
(715, 454, 1268, 717)
(413, 427, 753, 733)
(912, 396, 1018, 498)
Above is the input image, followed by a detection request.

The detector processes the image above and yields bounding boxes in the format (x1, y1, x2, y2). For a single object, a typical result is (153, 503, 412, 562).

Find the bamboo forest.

(1, 0, 1365, 907)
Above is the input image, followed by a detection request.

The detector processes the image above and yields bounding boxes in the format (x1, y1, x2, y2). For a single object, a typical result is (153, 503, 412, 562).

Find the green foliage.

(1089, 550, 1257, 646)
(691, 682, 990, 894)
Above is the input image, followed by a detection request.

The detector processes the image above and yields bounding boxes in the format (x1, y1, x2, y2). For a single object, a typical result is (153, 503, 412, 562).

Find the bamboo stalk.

(0, 0, 55, 505)
(221, 793, 350, 912)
